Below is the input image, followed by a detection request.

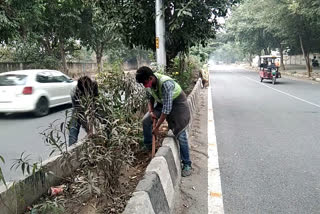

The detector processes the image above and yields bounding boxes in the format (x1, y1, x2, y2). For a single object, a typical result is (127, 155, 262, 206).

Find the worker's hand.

(152, 126, 160, 136)
(150, 111, 157, 120)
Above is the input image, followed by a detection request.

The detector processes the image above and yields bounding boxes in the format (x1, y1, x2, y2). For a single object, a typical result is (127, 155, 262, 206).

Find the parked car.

(0, 69, 77, 117)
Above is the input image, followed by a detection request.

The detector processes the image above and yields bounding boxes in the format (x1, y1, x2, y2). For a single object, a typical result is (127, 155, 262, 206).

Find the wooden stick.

(152, 119, 156, 158)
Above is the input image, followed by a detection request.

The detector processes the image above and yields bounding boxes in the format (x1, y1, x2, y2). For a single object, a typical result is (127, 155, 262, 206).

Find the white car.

(0, 69, 77, 116)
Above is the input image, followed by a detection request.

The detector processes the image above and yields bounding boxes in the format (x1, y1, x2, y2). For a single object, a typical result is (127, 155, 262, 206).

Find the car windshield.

(0, 74, 27, 86)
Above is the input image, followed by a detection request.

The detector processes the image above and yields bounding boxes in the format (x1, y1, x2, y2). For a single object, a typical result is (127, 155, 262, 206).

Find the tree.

(0, 1, 17, 43)
(79, 2, 120, 72)
(211, 41, 245, 64)
(2, 0, 83, 73)
(36, 0, 83, 73)
(190, 38, 228, 63)
(98, 0, 239, 68)
(225, 0, 320, 75)
(285, 0, 320, 76)
(225, 0, 280, 65)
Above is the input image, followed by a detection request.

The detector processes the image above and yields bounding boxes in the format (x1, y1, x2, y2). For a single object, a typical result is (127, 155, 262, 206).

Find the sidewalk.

(174, 88, 209, 214)
(282, 64, 320, 73)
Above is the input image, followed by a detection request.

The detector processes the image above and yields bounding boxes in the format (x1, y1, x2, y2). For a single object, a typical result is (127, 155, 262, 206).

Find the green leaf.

(0, 155, 4, 164)
(27, 165, 30, 175)
(0, 167, 7, 187)
(22, 163, 25, 175)
(32, 164, 38, 175)
(177, 10, 182, 17)
(60, 122, 64, 132)
(182, 11, 192, 17)
(50, 131, 54, 141)
(49, 150, 56, 157)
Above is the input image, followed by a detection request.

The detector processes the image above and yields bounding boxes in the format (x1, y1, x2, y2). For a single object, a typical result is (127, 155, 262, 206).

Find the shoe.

(182, 165, 192, 177)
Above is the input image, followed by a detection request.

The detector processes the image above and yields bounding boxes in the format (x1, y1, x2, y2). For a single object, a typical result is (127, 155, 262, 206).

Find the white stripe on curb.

(208, 86, 224, 214)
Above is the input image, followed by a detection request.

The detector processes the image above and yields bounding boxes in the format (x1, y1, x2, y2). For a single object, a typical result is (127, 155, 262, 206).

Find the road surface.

(211, 65, 320, 213)
(0, 105, 85, 184)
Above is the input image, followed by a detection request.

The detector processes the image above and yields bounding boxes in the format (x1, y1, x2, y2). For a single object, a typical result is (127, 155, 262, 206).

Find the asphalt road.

(211, 65, 320, 214)
(0, 105, 85, 184)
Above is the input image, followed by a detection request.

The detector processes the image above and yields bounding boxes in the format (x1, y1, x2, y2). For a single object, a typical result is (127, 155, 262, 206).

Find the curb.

(123, 79, 202, 214)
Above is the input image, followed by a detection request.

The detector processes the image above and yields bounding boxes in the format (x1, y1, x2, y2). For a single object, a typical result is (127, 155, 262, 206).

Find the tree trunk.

(60, 39, 68, 75)
(137, 51, 141, 68)
(96, 43, 104, 72)
(166, 53, 176, 73)
(299, 35, 312, 77)
(279, 45, 286, 71)
(248, 53, 252, 66)
(96, 52, 102, 73)
(306, 53, 312, 77)
(179, 53, 185, 73)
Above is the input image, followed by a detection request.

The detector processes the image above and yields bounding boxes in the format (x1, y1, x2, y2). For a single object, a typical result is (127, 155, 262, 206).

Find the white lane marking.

(244, 76, 320, 109)
(208, 86, 224, 214)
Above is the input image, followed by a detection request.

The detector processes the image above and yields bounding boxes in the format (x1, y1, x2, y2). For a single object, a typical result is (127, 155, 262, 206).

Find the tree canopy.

(98, 0, 238, 64)
(0, 0, 239, 72)
(221, 0, 320, 75)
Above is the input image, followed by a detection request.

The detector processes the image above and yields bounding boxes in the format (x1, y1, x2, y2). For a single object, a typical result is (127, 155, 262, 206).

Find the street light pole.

(155, 0, 166, 68)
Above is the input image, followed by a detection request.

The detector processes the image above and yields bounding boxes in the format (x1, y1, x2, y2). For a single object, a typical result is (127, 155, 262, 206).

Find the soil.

(25, 125, 168, 214)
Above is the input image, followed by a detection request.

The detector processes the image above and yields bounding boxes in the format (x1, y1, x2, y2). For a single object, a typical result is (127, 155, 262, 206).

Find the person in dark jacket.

(136, 66, 192, 177)
(68, 76, 98, 146)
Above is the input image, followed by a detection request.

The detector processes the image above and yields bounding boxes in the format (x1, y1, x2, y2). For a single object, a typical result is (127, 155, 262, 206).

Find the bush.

(167, 55, 201, 94)
(58, 63, 147, 200)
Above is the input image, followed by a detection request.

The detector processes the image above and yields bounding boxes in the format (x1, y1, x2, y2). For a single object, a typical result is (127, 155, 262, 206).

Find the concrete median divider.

(0, 141, 85, 214)
(0, 79, 202, 214)
(123, 136, 178, 214)
(123, 79, 202, 214)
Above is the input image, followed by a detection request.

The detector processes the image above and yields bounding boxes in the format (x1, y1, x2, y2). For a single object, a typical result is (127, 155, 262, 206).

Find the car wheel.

(34, 97, 49, 117)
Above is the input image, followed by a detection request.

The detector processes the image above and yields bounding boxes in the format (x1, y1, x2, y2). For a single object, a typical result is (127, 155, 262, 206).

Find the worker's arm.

(148, 97, 157, 119)
(152, 81, 174, 135)
(153, 113, 167, 133)
(148, 100, 154, 113)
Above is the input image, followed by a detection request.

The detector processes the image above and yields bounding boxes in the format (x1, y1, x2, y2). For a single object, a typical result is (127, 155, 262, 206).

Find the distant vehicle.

(259, 55, 281, 84)
(0, 69, 77, 117)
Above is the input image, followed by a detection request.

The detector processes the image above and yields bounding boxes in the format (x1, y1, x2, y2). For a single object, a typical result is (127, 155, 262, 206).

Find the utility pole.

(155, 0, 166, 68)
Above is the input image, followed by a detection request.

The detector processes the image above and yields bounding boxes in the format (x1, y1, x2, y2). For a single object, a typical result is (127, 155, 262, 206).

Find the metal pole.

(156, 0, 166, 68)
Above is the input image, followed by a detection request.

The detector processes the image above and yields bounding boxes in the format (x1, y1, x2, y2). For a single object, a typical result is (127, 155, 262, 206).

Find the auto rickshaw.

(259, 55, 281, 84)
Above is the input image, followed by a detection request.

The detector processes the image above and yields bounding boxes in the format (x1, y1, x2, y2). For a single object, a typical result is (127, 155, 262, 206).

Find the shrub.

(168, 55, 201, 94)
(69, 63, 147, 197)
